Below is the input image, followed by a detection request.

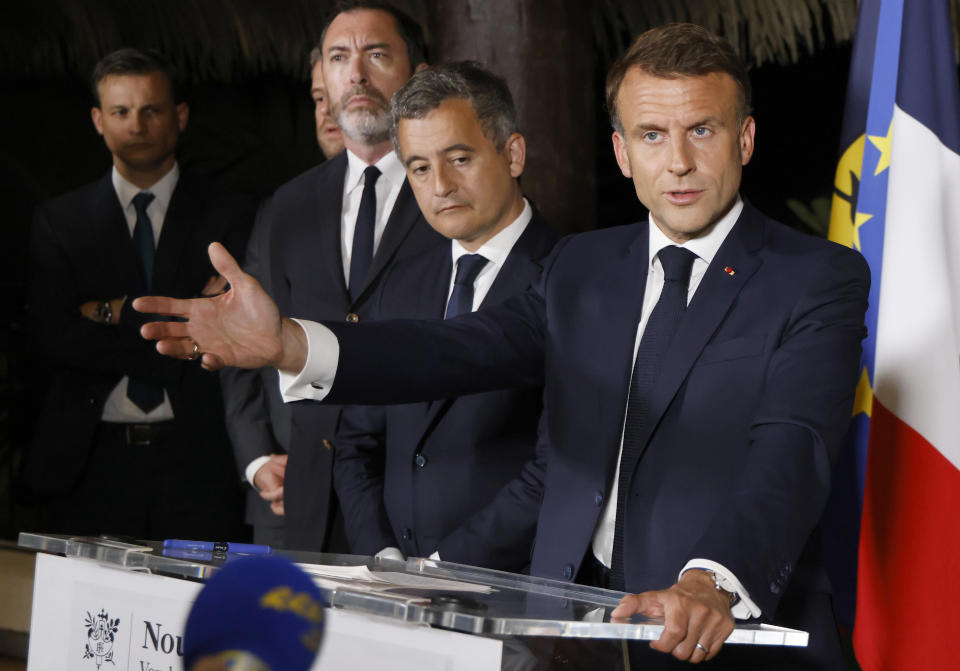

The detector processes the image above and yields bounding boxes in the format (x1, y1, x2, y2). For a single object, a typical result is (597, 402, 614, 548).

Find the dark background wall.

(1, 0, 955, 539)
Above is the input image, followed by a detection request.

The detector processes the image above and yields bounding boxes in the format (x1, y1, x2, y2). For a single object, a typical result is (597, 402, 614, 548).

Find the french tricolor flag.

(826, 1, 960, 669)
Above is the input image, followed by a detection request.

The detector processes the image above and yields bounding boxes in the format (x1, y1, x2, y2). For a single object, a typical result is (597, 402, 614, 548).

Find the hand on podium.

(134, 242, 308, 373)
(610, 569, 734, 664)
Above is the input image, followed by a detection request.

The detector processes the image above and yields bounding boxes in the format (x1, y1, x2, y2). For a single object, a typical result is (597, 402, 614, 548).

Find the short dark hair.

(605, 23, 752, 134)
(91, 48, 180, 106)
(319, 1, 427, 71)
(390, 61, 519, 157)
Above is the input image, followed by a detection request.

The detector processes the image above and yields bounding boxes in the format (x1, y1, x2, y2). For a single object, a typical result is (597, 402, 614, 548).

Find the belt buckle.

(125, 424, 152, 446)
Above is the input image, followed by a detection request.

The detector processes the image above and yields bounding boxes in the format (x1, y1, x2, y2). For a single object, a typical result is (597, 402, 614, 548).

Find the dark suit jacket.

(322, 203, 869, 669)
(334, 211, 558, 569)
(22, 171, 254, 533)
(265, 152, 444, 551)
(221, 205, 292, 532)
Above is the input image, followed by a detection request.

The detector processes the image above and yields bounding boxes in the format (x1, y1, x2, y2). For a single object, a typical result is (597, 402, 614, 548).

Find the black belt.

(113, 421, 176, 447)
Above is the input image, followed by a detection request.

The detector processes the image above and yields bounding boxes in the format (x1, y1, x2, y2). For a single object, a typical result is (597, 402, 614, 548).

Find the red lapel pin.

(724, 266, 736, 276)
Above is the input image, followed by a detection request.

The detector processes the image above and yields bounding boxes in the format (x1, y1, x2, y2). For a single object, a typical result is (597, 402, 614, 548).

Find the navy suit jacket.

(334, 211, 558, 569)
(323, 203, 869, 668)
(23, 171, 253, 533)
(262, 152, 444, 551)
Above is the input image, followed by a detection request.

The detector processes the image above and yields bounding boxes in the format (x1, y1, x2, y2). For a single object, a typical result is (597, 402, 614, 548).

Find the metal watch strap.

(95, 300, 113, 324)
(708, 570, 740, 607)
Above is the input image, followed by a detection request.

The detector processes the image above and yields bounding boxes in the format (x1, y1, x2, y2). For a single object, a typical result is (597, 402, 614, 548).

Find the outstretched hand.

(134, 242, 306, 372)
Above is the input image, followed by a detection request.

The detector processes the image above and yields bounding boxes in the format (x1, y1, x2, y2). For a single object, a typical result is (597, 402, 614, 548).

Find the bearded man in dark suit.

(228, 0, 443, 552)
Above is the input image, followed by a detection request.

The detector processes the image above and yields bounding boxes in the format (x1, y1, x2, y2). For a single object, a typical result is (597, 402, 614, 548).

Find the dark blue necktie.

(445, 254, 488, 319)
(127, 191, 164, 413)
(609, 245, 697, 591)
(349, 166, 381, 301)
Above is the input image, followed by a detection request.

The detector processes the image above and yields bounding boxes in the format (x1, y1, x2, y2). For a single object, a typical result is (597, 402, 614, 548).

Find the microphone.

(183, 555, 327, 671)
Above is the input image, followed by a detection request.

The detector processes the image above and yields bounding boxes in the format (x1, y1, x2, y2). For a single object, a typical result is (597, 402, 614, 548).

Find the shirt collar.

(344, 149, 405, 193)
(647, 195, 743, 267)
(111, 163, 179, 211)
(451, 198, 532, 270)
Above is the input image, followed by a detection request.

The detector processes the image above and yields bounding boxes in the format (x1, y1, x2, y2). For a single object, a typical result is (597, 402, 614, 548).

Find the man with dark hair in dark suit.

(137, 24, 869, 670)
(228, 1, 443, 552)
(23, 47, 253, 539)
(335, 62, 557, 569)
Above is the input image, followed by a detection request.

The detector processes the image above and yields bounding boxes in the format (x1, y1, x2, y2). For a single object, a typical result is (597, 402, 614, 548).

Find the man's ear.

(176, 102, 189, 132)
(506, 133, 526, 178)
(739, 116, 756, 166)
(414, 62, 429, 74)
(91, 107, 104, 136)
(612, 131, 632, 178)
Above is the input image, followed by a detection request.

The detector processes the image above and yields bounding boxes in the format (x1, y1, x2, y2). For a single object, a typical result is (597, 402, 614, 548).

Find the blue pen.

(162, 548, 249, 563)
(162, 539, 273, 555)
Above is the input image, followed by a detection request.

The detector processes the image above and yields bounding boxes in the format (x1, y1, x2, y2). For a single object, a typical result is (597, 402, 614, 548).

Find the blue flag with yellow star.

(823, 0, 899, 631)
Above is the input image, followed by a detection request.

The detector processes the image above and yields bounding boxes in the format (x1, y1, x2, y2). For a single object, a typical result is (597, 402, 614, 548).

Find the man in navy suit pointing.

(137, 24, 868, 669)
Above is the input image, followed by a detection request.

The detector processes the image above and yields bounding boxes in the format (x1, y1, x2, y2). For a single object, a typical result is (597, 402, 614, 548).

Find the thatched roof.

(1, 0, 957, 83)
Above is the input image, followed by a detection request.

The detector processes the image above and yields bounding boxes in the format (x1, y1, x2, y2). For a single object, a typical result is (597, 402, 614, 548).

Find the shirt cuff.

(681, 559, 762, 620)
(278, 318, 340, 402)
(245, 456, 271, 488)
(375, 547, 405, 562)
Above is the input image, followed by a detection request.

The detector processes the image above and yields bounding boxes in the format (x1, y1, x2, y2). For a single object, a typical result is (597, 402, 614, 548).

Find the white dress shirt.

(339, 149, 406, 285)
(100, 164, 178, 423)
(587, 196, 760, 618)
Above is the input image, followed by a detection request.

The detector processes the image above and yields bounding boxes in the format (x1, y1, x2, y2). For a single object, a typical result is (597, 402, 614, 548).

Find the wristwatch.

(93, 299, 113, 324)
(707, 570, 740, 607)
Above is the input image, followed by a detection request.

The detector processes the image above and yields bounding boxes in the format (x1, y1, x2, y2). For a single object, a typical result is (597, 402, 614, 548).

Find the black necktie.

(132, 192, 156, 289)
(445, 254, 488, 319)
(609, 245, 697, 591)
(127, 191, 164, 414)
(349, 166, 381, 301)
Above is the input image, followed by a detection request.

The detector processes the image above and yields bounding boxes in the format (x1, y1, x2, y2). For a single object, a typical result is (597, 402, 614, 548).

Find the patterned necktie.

(127, 191, 164, 414)
(609, 245, 697, 591)
(349, 166, 381, 301)
(445, 254, 488, 319)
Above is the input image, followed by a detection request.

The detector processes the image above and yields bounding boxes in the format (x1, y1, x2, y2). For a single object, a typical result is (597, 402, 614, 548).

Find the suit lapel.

(153, 177, 198, 294)
(92, 174, 147, 294)
(315, 154, 350, 301)
(622, 208, 765, 481)
(479, 212, 552, 308)
(589, 225, 652, 481)
(415, 248, 455, 441)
